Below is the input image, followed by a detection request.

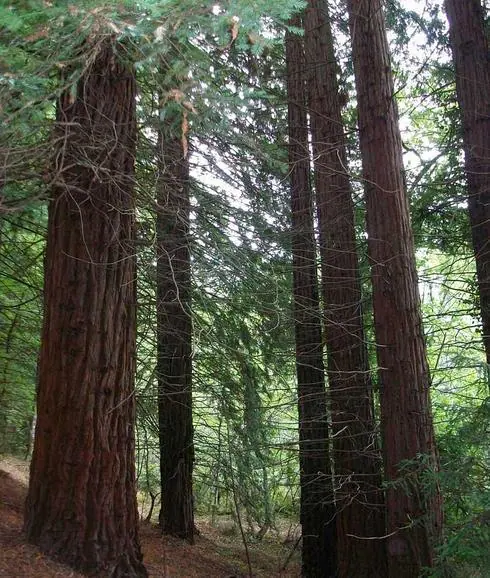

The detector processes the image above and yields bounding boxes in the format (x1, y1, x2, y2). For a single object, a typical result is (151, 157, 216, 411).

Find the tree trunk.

(285, 21, 336, 577)
(445, 0, 490, 367)
(346, 1, 443, 575)
(24, 38, 147, 577)
(303, 1, 387, 575)
(156, 90, 194, 542)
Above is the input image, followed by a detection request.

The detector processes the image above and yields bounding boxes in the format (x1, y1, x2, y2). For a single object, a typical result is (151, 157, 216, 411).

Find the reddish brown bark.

(445, 0, 490, 366)
(286, 21, 336, 577)
(346, 1, 443, 575)
(156, 93, 194, 542)
(303, 1, 387, 575)
(24, 39, 147, 577)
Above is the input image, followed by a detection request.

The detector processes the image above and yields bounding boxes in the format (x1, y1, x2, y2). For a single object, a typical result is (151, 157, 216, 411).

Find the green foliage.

(0, 210, 45, 455)
(431, 514, 490, 577)
(0, 1, 489, 574)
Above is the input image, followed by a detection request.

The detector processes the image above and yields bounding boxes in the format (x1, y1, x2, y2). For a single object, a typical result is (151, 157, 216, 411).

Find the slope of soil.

(0, 456, 300, 577)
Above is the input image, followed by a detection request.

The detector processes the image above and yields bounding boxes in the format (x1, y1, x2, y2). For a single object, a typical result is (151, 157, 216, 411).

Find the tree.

(24, 37, 147, 577)
(156, 74, 194, 541)
(303, 1, 387, 575)
(285, 20, 336, 577)
(444, 0, 490, 367)
(345, 0, 443, 574)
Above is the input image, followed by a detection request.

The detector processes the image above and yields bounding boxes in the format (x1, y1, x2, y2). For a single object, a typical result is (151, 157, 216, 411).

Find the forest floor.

(0, 456, 300, 577)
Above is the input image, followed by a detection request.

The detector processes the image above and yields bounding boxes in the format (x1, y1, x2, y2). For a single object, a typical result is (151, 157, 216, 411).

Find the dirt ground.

(0, 456, 300, 577)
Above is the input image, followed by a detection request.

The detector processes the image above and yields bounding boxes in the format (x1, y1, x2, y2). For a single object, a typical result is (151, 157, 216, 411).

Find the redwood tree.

(346, 0, 443, 575)
(445, 0, 490, 366)
(24, 38, 147, 577)
(286, 21, 336, 577)
(303, 1, 386, 575)
(156, 88, 194, 541)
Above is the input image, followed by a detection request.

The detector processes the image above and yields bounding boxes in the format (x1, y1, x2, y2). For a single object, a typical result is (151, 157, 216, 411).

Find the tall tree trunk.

(24, 38, 147, 577)
(303, 1, 387, 576)
(346, 1, 443, 575)
(285, 21, 336, 577)
(156, 90, 194, 542)
(444, 0, 490, 367)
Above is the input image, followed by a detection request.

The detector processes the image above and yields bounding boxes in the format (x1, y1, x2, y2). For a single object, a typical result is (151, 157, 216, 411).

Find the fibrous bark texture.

(445, 0, 490, 367)
(286, 21, 336, 578)
(303, 1, 387, 575)
(24, 38, 147, 577)
(156, 91, 194, 542)
(346, 1, 443, 575)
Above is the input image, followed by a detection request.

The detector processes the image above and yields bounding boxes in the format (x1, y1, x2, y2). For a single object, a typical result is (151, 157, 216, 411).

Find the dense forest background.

(0, 0, 489, 577)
